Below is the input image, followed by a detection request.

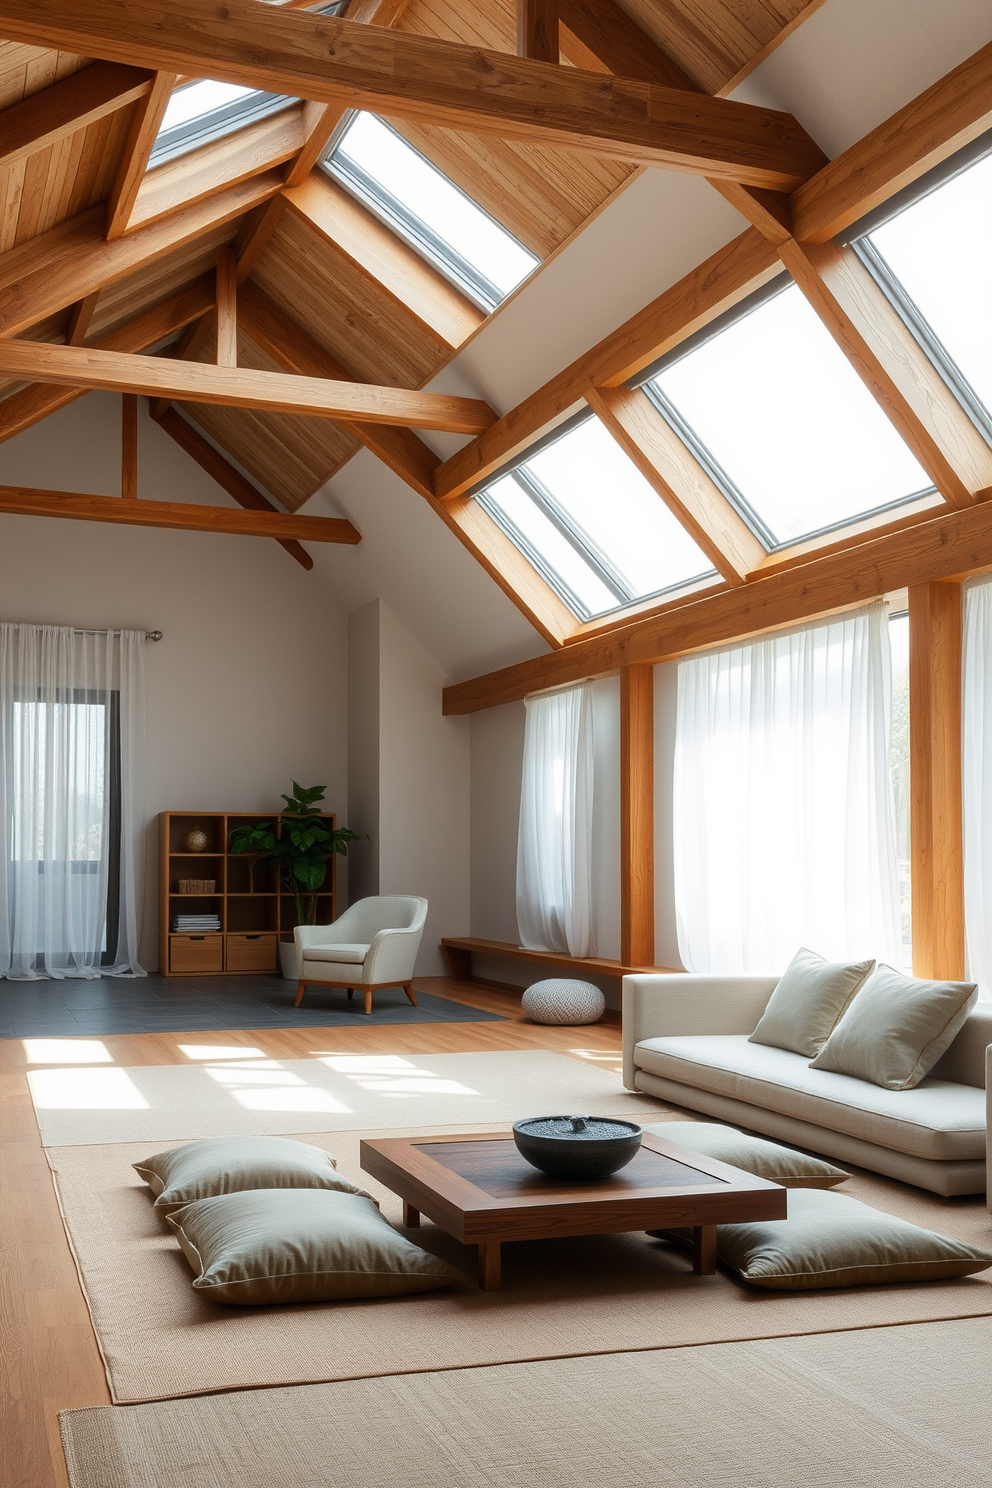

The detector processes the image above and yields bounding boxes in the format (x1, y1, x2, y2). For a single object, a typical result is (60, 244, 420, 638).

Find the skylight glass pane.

(484, 475, 618, 617)
(648, 283, 932, 547)
(327, 114, 539, 308)
(150, 81, 296, 167)
(866, 152, 992, 421)
(159, 81, 256, 134)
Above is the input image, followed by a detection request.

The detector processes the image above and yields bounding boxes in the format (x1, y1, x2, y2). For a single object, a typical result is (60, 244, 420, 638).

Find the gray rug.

(60, 1316, 992, 1486)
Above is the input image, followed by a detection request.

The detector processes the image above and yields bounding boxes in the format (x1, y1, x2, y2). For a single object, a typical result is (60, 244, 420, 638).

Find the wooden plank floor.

(0, 976, 623, 1488)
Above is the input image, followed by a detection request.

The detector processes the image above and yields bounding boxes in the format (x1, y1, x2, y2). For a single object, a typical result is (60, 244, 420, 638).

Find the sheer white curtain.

(516, 682, 596, 956)
(962, 576, 992, 1000)
(0, 623, 146, 980)
(674, 602, 901, 973)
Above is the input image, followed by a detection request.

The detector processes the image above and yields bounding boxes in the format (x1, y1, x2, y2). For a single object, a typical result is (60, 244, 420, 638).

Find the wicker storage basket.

(177, 879, 216, 894)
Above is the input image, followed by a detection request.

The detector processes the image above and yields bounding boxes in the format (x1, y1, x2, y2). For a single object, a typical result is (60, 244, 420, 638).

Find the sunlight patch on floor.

(177, 1044, 268, 1060)
(27, 1067, 149, 1109)
(232, 1087, 353, 1112)
(22, 1038, 113, 1064)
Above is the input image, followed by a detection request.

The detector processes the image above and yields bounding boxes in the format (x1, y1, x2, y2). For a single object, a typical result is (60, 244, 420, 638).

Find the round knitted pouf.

(521, 977, 606, 1026)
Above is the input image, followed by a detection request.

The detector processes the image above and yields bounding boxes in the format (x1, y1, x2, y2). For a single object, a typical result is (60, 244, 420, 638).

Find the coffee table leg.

(478, 1241, 501, 1291)
(692, 1225, 717, 1275)
(403, 1201, 420, 1227)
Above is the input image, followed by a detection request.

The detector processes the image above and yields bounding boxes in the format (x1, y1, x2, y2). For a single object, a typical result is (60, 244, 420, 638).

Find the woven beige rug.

(48, 1116, 992, 1405)
(30, 1049, 662, 1146)
(60, 1316, 992, 1488)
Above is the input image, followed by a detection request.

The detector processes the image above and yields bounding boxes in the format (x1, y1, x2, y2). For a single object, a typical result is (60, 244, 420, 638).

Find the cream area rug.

(48, 1118, 992, 1405)
(60, 1316, 992, 1488)
(30, 1050, 663, 1146)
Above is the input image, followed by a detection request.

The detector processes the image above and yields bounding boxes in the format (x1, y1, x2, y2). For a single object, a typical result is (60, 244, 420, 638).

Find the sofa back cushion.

(929, 1005, 992, 1088)
(810, 965, 977, 1090)
(748, 947, 875, 1058)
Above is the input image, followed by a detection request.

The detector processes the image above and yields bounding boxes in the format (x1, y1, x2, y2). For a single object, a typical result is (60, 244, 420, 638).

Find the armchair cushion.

(304, 943, 371, 964)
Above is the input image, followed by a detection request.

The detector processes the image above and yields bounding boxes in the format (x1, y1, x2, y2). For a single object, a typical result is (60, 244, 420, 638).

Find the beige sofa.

(622, 973, 990, 1197)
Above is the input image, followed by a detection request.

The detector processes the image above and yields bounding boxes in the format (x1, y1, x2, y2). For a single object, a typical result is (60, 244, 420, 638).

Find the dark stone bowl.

(512, 1115, 643, 1181)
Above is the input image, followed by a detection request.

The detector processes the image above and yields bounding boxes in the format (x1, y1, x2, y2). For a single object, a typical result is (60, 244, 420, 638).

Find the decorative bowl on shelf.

(511, 1115, 642, 1181)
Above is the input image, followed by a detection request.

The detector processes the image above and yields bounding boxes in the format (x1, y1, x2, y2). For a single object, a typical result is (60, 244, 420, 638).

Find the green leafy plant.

(228, 782, 361, 929)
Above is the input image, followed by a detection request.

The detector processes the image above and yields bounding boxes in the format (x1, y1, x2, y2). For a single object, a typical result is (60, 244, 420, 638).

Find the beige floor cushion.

(673, 1187, 992, 1291)
(133, 1136, 368, 1216)
(748, 948, 875, 1057)
(811, 965, 977, 1090)
(643, 1122, 848, 1188)
(168, 1189, 463, 1305)
(633, 1036, 985, 1160)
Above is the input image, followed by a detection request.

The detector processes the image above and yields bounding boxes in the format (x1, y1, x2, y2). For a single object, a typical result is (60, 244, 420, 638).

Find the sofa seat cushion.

(633, 1035, 985, 1161)
(303, 943, 370, 964)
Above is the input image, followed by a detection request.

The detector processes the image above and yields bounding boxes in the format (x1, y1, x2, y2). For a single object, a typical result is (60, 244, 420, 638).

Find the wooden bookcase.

(158, 811, 337, 977)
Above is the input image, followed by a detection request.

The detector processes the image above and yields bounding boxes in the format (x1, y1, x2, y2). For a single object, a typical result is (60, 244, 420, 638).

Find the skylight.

(855, 146, 992, 442)
(643, 281, 934, 549)
(324, 113, 539, 311)
(477, 416, 716, 621)
(149, 81, 298, 168)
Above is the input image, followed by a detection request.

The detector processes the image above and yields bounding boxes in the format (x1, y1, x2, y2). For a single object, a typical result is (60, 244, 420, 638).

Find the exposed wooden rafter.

(105, 71, 178, 239)
(0, 0, 829, 188)
(517, 0, 559, 64)
(0, 60, 153, 174)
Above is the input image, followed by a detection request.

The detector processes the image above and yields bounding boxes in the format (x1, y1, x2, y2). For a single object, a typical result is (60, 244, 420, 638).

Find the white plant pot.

(279, 941, 300, 981)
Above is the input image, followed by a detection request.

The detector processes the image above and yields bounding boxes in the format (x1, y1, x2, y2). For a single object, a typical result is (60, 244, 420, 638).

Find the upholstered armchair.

(293, 895, 428, 1014)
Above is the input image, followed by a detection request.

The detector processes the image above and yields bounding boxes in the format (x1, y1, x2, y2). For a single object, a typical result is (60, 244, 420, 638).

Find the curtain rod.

(74, 628, 163, 641)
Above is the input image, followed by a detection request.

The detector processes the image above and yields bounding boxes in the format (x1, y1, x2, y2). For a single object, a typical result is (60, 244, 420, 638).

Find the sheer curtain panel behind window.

(962, 576, 992, 1000)
(516, 683, 596, 957)
(674, 603, 901, 974)
(0, 624, 146, 980)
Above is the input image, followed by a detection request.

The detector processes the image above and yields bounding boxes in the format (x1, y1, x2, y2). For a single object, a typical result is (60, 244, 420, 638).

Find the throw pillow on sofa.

(643, 1122, 849, 1188)
(168, 1188, 464, 1304)
(748, 947, 875, 1057)
(134, 1135, 369, 1215)
(810, 964, 977, 1091)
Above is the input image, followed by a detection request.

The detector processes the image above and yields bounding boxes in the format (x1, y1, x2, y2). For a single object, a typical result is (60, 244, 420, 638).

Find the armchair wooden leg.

(364, 988, 373, 1015)
(403, 982, 417, 1007)
(294, 982, 307, 1009)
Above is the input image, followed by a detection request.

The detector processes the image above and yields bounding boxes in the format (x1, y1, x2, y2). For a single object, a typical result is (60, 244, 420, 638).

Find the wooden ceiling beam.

(0, 485, 360, 542)
(215, 248, 237, 368)
(0, 341, 498, 433)
(0, 60, 153, 174)
(234, 199, 286, 285)
(0, 172, 281, 339)
(434, 228, 781, 500)
(149, 402, 314, 569)
(441, 494, 992, 714)
(106, 71, 178, 240)
(791, 39, 992, 244)
(557, 0, 695, 89)
(66, 291, 101, 346)
(517, 0, 559, 64)
(0, 0, 828, 188)
(0, 276, 215, 445)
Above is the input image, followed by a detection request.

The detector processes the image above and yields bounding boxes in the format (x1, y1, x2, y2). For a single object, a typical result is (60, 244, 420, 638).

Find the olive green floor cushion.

(643, 1122, 849, 1188)
(134, 1136, 368, 1216)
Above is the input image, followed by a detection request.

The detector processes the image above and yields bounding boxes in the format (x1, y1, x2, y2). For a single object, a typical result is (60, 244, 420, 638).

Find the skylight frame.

(322, 112, 539, 313)
(148, 85, 299, 169)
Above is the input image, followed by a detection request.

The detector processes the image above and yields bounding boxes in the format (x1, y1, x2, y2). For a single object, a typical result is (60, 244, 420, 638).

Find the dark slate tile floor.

(0, 974, 505, 1037)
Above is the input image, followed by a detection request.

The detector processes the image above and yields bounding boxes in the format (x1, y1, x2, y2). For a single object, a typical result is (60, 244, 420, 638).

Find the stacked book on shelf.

(172, 914, 221, 933)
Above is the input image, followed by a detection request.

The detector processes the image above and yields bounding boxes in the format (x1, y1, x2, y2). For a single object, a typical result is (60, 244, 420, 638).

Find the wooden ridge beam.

(0, 0, 828, 188)
(150, 403, 314, 569)
(0, 485, 361, 542)
(441, 494, 992, 713)
(0, 276, 215, 444)
(791, 39, 992, 244)
(0, 60, 153, 173)
(0, 173, 281, 340)
(0, 341, 497, 433)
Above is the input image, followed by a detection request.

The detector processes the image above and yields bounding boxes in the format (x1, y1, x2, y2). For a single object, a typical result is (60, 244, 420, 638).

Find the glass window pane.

(483, 476, 618, 617)
(328, 114, 539, 305)
(649, 283, 933, 547)
(158, 81, 257, 134)
(151, 81, 296, 166)
(523, 418, 713, 598)
(866, 152, 992, 420)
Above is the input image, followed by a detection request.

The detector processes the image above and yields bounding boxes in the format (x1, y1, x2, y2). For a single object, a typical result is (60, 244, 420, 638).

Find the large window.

(477, 415, 715, 621)
(324, 113, 539, 310)
(150, 81, 298, 167)
(853, 138, 992, 444)
(641, 280, 934, 549)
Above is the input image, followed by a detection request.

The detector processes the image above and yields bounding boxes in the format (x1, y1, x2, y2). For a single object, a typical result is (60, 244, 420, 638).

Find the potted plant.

(228, 783, 361, 980)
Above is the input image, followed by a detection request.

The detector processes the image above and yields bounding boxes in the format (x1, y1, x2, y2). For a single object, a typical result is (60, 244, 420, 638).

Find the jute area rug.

(60, 1316, 992, 1488)
(48, 1114, 992, 1405)
(30, 1050, 662, 1146)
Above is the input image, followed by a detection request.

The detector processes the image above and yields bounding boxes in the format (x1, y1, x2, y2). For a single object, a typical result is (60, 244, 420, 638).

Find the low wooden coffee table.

(360, 1129, 786, 1290)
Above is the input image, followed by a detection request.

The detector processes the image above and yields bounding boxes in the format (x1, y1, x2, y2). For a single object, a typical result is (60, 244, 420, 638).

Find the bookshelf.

(158, 810, 337, 976)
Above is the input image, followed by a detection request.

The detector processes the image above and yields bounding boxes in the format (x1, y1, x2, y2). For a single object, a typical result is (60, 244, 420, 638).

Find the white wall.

(0, 393, 349, 971)
(347, 598, 471, 973)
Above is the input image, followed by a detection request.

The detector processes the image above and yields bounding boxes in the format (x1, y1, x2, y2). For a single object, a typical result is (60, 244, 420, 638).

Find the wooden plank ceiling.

(0, 0, 826, 516)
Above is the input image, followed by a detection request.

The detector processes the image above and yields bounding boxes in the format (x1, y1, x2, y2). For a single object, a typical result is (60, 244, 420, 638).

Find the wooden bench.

(441, 936, 676, 987)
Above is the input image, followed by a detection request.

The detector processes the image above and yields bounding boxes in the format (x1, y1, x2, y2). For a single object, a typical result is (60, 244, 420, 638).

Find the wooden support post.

(620, 664, 655, 967)
(517, 0, 559, 62)
(909, 581, 964, 979)
(215, 246, 237, 367)
(121, 394, 138, 501)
